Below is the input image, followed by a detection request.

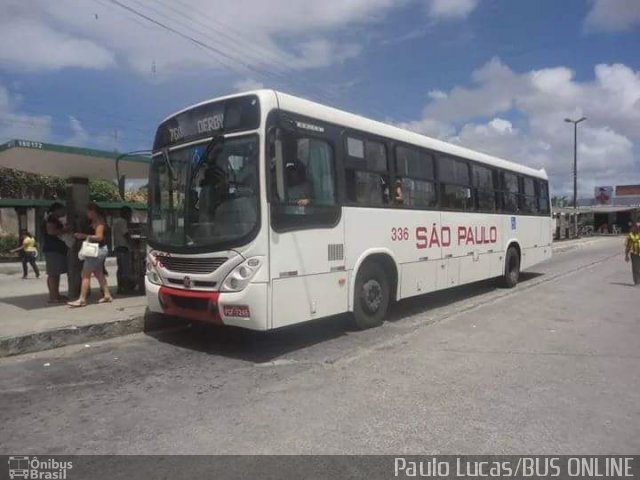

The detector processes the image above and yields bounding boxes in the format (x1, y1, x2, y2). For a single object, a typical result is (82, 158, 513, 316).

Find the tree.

(89, 179, 120, 202)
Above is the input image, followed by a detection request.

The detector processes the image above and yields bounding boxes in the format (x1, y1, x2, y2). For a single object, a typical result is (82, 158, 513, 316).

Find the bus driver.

(285, 158, 313, 207)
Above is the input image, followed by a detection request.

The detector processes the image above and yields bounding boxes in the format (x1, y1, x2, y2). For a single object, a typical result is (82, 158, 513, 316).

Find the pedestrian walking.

(43, 202, 69, 303)
(624, 222, 640, 286)
(11, 229, 40, 279)
(67, 202, 113, 307)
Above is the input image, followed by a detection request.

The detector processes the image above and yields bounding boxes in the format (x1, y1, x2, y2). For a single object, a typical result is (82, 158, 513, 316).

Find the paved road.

(1, 237, 637, 454)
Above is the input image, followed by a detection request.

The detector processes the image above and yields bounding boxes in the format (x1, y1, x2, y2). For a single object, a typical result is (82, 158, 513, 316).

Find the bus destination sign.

(153, 95, 260, 150)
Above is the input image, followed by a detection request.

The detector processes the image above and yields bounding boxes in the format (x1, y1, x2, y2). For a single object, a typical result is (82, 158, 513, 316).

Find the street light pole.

(564, 116, 587, 237)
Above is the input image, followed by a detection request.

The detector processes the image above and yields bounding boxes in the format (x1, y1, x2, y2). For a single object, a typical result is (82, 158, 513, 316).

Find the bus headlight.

(221, 257, 263, 292)
(147, 269, 162, 285)
(146, 256, 163, 285)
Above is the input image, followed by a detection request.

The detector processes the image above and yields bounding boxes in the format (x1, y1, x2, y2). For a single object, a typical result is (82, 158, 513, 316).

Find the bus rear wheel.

(353, 262, 390, 329)
(501, 246, 520, 288)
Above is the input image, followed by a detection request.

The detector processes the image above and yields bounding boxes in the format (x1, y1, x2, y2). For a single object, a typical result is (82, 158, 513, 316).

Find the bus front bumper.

(145, 278, 268, 330)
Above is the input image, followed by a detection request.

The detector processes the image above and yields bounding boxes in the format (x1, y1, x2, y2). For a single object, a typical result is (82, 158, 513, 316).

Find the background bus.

(145, 90, 552, 330)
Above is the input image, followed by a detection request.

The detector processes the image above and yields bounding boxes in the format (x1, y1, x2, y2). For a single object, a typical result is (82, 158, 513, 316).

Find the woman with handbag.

(68, 202, 113, 307)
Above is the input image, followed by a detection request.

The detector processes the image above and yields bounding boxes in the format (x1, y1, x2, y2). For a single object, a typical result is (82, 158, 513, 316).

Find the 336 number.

(391, 227, 409, 241)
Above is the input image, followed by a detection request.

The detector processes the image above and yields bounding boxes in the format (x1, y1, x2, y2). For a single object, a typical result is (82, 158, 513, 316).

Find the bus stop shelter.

(0, 139, 151, 296)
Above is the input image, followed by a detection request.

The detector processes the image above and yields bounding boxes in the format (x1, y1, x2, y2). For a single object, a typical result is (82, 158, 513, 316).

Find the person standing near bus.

(43, 202, 69, 303)
(624, 222, 640, 285)
(68, 202, 113, 307)
(11, 229, 40, 279)
(112, 206, 133, 294)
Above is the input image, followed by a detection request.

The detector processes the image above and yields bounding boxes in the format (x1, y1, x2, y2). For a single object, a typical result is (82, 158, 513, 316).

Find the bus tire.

(501, 246, 520, 288)
(353, 261, 390, 329)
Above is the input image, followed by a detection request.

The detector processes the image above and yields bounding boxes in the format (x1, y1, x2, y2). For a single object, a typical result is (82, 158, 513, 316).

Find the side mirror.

(118, 175, 126, 201)
(275, 111, 297, 132)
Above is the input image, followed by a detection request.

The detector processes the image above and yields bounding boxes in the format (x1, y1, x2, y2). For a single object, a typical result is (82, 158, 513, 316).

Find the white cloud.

(66, 116, 90, 146)
(0, 83, 119, 148)
(425, 0, 479, 20)
(585, 0, 640, 32)
(0, 0, 404, 77)
(402, 58, 640, 196)
(0, 17, 115, 72)
(1, 0, 483, 77)
(233, 79, 265, 92)
(0, 83, 53, 143)
(397, 117, 456, 140)
(63, 116, 119, 150)
(291, 39, 363, 69)
(428, 90, 448, 100)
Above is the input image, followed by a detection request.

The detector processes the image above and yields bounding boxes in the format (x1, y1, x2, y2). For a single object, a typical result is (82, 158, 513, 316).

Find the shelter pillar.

(66, 177, 90, 298)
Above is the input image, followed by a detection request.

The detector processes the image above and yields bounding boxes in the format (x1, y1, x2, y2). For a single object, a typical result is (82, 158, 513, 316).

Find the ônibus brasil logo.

(8, 456, 73, 479)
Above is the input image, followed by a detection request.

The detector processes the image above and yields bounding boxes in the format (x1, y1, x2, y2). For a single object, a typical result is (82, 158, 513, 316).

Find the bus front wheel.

(353, 262, 390, 329)
(501, 246, 520, 288)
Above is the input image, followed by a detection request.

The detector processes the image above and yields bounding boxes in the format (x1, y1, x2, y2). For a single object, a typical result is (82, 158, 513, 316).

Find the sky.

(1, 0, 639, 197)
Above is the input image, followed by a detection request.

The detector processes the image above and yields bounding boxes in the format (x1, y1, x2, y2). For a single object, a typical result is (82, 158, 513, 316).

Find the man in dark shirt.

(43, 202, 69, 303)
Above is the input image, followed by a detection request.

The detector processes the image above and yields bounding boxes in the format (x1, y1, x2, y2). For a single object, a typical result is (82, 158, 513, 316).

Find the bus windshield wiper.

(190, 134, 225, 186)
(161, 147, 176, 179)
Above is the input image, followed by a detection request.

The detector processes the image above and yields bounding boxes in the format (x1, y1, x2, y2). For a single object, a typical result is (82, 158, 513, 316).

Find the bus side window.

(537, 180, 550, 214)
(472, 164, 495, 211)
(522, 177, 537, 213)
(270, 129, 336, 207)
(438, 155, 473, 211)
(395, 145, 437, 208)
(344, 136, 390, 206)
(270, 126, 340, 231)
(292, 137, 336, 206)
(502, 171, 519, 213)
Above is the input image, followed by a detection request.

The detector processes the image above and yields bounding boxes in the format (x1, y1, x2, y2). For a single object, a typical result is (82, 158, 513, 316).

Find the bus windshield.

(148, 135, 259, 250)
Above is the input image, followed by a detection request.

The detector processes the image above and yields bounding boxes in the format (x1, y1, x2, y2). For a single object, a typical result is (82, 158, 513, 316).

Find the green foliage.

(0, 234, 19, 254)
(0, 167, 124, 204)
(89, 178, 121, 202)
(0, 167, 66, 200)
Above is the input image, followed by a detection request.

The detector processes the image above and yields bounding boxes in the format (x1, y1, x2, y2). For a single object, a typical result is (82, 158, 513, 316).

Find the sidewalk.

(552, 235, 623, 253)
(0, 263, 183, 357)
(0, 236, 620, 357)
(0, 257, 116, 276)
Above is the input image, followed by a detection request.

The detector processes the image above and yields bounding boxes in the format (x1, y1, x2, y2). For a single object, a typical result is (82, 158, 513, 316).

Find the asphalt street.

(0, 236, 637, 454)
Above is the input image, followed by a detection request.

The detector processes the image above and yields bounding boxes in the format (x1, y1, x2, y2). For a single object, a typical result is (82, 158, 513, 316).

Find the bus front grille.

(156, 256, 227, 274)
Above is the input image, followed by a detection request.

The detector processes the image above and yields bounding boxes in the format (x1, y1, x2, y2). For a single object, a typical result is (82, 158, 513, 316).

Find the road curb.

(0, 312, 189, 358)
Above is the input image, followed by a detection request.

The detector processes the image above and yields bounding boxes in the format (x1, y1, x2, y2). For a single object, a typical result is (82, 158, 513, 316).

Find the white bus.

(146, 90, 552, 330)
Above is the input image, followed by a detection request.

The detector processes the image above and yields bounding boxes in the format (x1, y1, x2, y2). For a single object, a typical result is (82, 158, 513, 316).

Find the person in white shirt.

(112, 206, 133, 294)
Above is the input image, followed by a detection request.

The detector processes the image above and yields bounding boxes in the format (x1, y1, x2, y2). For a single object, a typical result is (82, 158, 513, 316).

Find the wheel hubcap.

(361, 279, 382, 313)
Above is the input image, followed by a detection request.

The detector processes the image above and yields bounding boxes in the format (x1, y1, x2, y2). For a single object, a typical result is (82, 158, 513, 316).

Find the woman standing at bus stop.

(68, 202, 113, 307)
(43, 202, 69, 303)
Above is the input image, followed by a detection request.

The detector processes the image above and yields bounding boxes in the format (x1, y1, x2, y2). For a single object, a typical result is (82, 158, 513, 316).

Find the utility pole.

(564, 116, 586, 237)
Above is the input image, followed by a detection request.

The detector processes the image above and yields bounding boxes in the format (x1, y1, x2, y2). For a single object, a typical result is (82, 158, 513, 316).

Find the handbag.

(78, 241, 99, 260)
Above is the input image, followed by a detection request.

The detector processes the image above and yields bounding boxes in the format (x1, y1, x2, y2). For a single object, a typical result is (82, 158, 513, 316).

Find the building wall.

(0, 208, 19, 236)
